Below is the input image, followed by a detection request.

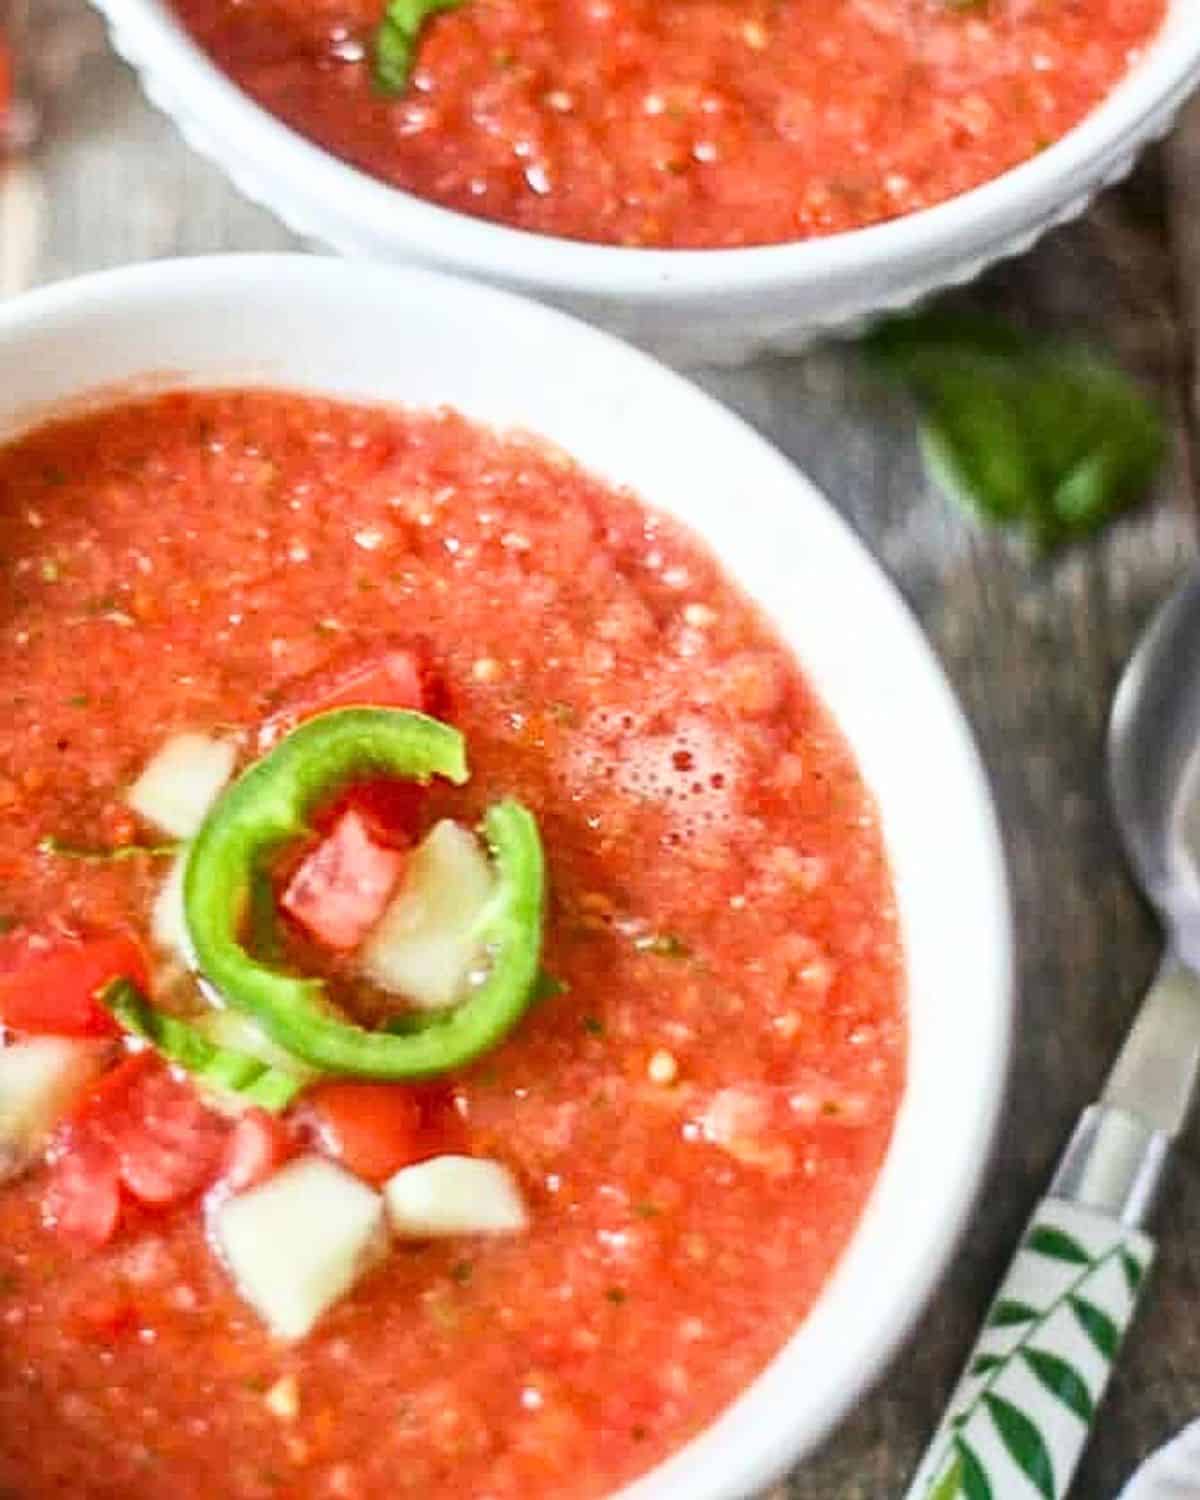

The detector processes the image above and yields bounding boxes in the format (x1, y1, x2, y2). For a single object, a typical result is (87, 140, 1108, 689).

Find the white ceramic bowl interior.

(93, 0, 1200, 364)
(0, 256, 1013, 1498)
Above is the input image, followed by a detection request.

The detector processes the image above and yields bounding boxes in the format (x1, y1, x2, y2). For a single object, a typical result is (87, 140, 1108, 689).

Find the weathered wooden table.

(10, 5, 1200, 1495)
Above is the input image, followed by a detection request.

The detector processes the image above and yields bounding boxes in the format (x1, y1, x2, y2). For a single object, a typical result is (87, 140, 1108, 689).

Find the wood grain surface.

(9, 5, 1200, 1495)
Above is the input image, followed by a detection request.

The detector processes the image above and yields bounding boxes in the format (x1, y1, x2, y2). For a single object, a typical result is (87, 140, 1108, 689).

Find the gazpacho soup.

(170, 0, 1165, 248)
(0, 390, 904, 1498)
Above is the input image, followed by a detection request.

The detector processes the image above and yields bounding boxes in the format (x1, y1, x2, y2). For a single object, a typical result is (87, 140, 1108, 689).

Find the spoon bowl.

(1109, 574, 1200, 957)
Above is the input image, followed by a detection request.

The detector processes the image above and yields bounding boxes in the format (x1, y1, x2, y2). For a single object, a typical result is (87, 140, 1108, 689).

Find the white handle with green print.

(906, 1104, 1165, 1500)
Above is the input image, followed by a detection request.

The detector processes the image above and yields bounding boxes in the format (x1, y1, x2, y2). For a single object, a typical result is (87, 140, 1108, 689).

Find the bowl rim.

(96, 0, 1199, 299)
(0, 254, 1015, 1497)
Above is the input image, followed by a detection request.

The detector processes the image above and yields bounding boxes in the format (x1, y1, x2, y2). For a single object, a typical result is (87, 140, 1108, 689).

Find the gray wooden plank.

(8, 6, 1200, 1495)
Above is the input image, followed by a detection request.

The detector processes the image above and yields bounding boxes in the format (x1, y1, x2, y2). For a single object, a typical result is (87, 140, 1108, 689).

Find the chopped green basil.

(374, 0, 464, 94)
(866, 311, 1165, 552)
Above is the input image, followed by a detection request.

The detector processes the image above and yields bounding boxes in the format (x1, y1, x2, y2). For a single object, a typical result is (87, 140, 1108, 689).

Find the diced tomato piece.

(259, 641, 446, 750)
(281, 809, 405, 952)
(44, 1053, 227, 1242)
(43, 1134, 122, 1246)
(106, 1064, 227, 1205)
(0, 926, 149, 1038)
(71, 1051, 158, 1123)
(221, 1108, 295, 1194)
(300, 1081, 434, 1185)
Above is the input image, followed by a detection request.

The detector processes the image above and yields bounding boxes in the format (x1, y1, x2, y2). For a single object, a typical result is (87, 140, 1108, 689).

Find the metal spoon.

(905, 574, 1200, 1500)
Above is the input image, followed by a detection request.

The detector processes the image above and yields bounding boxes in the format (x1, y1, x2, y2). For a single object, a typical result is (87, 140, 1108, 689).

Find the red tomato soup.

(168, 0, 1164, 248)
(0, 392, 904, 1499)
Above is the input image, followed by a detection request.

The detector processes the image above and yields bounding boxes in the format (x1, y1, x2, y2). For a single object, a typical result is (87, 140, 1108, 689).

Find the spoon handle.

(905, 1134, 1157, 1499)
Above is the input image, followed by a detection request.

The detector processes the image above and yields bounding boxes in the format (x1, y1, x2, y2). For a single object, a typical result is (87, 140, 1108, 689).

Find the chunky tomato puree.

(0, 392, 904, 1498)
(169, 0, 1163, 247)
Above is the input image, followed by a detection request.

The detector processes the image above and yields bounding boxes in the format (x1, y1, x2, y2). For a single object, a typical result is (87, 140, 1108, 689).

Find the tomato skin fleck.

(220, 1108, 295, 1194)
(0, 927, 149, 1038)
(113, 1066, 226, 1205)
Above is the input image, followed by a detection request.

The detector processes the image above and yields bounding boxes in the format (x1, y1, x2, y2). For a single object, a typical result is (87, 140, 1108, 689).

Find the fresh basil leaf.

(867, 312, 1165, 552)
(374, 0, 463, 93)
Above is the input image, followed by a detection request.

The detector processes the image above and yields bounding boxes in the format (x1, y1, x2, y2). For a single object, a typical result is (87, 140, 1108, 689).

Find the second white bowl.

(92, 0, 1200, 364)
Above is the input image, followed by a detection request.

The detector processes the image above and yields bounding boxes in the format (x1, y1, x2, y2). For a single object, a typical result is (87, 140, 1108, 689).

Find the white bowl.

(92, 0, 1200, 364)
(0, 255, 1013, 1497)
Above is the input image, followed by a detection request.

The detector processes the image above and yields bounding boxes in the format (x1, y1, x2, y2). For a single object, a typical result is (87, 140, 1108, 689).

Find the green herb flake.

(450, 1260, 473, 1284)
(549, 701, 577, 727)
(866, 310, 1166, 552)
(38, 835, 179, 864)
(66, 694, 89, 708)
(633, 1201, 661, 1219)
(40, 559, 61, 584)
(582, 1015, 605, 1037)
(374, 0, 465, 94)
(532, 969, 569, 1004)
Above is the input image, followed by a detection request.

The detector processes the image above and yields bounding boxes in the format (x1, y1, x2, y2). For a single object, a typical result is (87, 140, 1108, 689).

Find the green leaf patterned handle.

(906, 1198, 1153, 1500)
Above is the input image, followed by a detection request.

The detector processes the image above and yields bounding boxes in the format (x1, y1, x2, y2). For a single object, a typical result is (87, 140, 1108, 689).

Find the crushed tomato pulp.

(169, 0, 1164, 247)
(0, 392, 904, 1498)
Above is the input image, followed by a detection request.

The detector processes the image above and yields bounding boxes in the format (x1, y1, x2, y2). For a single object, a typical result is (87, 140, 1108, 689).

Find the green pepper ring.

(182, 707, 545, 1079)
